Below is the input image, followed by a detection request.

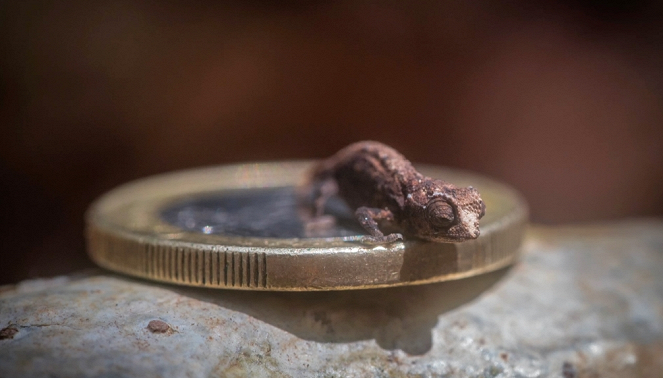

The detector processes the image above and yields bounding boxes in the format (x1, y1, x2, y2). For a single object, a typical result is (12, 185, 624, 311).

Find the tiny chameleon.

(304, 141, 486, 244)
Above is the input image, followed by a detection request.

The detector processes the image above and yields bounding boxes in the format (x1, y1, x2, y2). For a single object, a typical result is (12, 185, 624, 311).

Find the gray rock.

(1, 221, 663, 377)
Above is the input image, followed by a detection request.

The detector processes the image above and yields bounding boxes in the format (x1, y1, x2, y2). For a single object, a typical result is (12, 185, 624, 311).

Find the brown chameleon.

(306, 141, 486, 244)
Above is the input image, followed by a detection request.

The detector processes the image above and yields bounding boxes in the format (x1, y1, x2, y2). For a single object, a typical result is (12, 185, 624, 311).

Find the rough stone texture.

(1, 221, 663, 378)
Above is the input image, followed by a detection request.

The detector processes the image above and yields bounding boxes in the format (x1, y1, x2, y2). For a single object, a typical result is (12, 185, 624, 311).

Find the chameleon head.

(416, 184, 486, 242)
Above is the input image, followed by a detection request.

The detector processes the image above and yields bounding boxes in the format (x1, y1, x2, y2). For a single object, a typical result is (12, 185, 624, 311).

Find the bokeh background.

(2, 1, 662, 285)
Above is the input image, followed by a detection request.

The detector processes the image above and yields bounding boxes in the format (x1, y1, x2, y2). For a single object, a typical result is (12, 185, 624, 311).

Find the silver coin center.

(160, 187, 362, 238)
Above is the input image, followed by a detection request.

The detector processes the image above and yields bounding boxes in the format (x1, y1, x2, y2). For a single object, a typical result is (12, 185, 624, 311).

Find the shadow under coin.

(167, 267, 510, 355)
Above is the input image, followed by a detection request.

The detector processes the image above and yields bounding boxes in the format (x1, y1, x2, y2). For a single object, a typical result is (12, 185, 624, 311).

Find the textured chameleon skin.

(309, 141, 486, 243)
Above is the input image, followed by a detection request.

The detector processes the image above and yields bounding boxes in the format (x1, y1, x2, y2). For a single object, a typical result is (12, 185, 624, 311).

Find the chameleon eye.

(426, 200, 455, 228)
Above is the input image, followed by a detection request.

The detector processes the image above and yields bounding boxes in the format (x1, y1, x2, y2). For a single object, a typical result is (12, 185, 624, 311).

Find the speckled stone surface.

(1, 221, 663, 378)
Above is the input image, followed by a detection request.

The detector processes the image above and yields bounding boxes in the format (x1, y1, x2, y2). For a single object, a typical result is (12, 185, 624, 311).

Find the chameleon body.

(307, 141, 486, 244)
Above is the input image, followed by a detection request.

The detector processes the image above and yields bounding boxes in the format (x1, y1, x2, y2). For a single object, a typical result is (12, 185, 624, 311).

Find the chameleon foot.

(303, 215, 337, 237)
(342, 233, 404, 245)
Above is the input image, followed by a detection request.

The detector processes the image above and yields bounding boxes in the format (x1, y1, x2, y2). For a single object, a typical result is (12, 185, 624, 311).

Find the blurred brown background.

(1, 1, 662, 285)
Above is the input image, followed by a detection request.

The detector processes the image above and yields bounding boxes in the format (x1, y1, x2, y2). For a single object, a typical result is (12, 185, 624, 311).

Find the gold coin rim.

(85, 161, 528, 291)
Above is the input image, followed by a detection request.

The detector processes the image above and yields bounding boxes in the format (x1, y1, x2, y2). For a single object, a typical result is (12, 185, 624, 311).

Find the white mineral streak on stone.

(1, 221, 663, 377)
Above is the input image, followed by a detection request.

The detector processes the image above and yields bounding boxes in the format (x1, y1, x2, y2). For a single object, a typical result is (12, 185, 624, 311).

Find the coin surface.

(86, 161, 528, 291)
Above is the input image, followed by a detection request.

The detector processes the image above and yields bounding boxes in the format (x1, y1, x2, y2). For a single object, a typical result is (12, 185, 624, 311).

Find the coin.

(86, 161, 528, 291)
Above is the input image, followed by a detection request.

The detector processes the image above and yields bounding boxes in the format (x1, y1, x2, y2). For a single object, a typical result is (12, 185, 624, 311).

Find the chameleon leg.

(303, 179, 338, 236)
(354, 207, 403, 244)
(314, 179, 338, 217)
